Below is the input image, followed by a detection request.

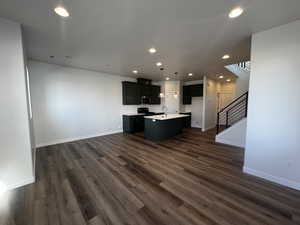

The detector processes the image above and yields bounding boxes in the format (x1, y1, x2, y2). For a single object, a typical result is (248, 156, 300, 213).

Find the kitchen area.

(122, 78, 203, 141)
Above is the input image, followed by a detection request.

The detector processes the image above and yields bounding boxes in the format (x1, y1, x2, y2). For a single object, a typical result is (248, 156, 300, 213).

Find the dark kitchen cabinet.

(182, 84, 203, 105)
(183, 95, 192, 105)
(190, 84, 203, 97)
(137, 78, 151, 85)
(180, 112, 192, 128)
(122, 81, 161, 105)
(123, 115, 144, 133)
(150, 85, 161, 105)
(140, 85, 161, 105)
(183, 86, 192, 105)
(140, 85, 152, 97)
(122, 82, 141, 105)
(140, 85, 152, 104)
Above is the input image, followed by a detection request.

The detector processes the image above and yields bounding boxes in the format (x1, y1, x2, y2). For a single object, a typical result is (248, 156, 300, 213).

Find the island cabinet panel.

(144, 117, 186, 141)
(180, 112, 192, 128)
(123, 115, 144, 133)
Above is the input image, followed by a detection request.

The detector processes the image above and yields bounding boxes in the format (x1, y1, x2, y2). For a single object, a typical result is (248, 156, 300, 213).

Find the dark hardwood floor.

(2, 128, 300, 225)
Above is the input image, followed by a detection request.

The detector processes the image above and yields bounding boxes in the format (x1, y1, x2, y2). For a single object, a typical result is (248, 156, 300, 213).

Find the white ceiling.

(1, 0, 300, 81)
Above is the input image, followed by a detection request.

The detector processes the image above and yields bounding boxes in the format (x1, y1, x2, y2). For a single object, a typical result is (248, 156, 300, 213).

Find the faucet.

(162, 105, 168, 117)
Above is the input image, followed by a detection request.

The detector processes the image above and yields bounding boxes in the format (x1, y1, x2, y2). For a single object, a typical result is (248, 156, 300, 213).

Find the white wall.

(163, 81, 181, 114)
(235, 70, 250, 98)
(244, 20, 300, 190)
(225, 64, 250, 98)
(202, 76, 218, 131)
(28, 61, 146, 147)
(218, 82, 236, 99)
(216, 118, 247, 148)
(0, 18, 34, 190)
(217, 82, 236, 110)
(190, 97, 203, 128)
(217, 82, 236, 125)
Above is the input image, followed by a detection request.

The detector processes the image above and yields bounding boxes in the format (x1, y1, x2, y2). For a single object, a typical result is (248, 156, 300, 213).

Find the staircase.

(216, 92, 248, 134)
(225, 61, 250, 98)
(237, 61, 251, 71)
(215, 61, 250, 147)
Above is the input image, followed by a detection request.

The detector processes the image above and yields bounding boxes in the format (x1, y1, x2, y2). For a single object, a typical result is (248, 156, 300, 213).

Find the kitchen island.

(144, 114, 189, 141)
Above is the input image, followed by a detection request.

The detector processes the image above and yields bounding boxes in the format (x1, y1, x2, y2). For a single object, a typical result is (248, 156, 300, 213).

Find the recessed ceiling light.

(188, 73, 193, 77)
(149, 48, 157, 54)
(54, 6, 70, 17)
(226, 79, 231, 82)
(132, 70, 138, 74)
(219, 75, 224, 79)
(166, 77, 170, 80)
(222, 54, 230, 59)
(229, 7, 244, 18)
(156, 62, 162, 67)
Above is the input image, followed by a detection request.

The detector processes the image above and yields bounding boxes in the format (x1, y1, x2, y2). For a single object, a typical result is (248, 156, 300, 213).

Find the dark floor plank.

(4, 128, 300, 225)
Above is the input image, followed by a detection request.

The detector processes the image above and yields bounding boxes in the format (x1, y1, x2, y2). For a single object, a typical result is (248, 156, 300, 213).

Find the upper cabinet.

(182, 84, 203, 105)
(150, 85, 161, 105)
(140, 84, 152, 97)
(122, 82, 141, 105)
(182, 86, 192, 105)
(122, 81, 161, 105)
(190, 84, 203, 97)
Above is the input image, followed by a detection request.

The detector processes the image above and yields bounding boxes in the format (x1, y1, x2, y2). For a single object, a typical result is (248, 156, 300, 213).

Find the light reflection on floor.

(0, 191, 13, 225)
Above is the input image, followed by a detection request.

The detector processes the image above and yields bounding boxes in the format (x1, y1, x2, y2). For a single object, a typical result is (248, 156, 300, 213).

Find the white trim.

(216, 137, 244, 148)
(202, 125, 215, 132)
(216, 118, 246, 136)
(191, 124, 202, 129)
(215, 118, 247, 148)
(202, 76, 207, 130)
(243, 167, 300, 191)
(6, 176, 35, 190)
(36, 130, 123, 148)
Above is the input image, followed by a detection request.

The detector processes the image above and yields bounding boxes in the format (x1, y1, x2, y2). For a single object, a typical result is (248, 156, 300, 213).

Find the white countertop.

(144, 114, 189, 120)
(123, 113, 146, 116)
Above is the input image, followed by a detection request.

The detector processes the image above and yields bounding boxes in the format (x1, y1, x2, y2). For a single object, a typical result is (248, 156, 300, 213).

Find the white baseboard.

(6, 176, 35, 191)
(202, 125, 216, 132)
(36, 129, 123, 148)
(243, 167, 300, 191)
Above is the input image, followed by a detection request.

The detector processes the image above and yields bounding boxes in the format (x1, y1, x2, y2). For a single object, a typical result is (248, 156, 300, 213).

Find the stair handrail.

(217, 92, 248, 134)
(227, 97, 247, 113)
(218, 92, 248, 113)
